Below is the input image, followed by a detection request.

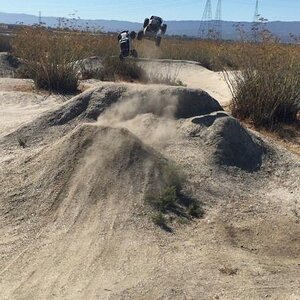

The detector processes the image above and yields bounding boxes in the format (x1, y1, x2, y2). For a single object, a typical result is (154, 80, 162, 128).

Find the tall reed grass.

(12, 27, 89, 93)
(224, 42, 300, 128)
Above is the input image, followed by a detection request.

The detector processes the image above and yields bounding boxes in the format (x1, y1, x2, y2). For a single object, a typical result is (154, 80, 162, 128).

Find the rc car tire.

(143, 18, 150, 28)
(137, 30, 144, 40)
(130, 31, 137, 39)
(131, 49, 138, 58)
(155, 36, 162, 47)
(161, 24, 167, 35)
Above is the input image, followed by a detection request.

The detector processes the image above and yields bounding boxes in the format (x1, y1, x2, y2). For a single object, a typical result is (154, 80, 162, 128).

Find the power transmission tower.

(198, 0, 213, 39)
(253, 0, 259, 22)
(214, 0, 222, 40)
(38, 11, 42, 25)
(252, 0, 260, 41)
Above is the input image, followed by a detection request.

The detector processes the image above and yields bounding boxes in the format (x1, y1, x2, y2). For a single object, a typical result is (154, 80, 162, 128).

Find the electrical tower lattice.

(198, 0, 213, 39)
(38, 11, 42, 25)
(213, 0, 222, 40)
(253, 0, 260, 22)
(252, 0, 261, 42)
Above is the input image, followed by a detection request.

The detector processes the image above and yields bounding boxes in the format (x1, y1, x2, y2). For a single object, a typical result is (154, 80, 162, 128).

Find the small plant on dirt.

(219, 266, 238, 276)
(145, 162, 203, 229)
(17, 136, 27, 148)
(163, 163, 186, 194)
(187, 202, 204, 218)
(151, 212, 167, 227)
(145, 186, 178, 212)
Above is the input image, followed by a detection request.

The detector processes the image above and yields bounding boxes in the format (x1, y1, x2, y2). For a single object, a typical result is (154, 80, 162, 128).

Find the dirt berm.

(0, 81, 299, 299)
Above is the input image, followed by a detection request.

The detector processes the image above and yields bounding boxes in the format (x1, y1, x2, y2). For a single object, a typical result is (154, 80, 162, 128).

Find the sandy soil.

(0, 60, 299, 300)
(138, 59, 232, 107)
(0, 78, 70, 138)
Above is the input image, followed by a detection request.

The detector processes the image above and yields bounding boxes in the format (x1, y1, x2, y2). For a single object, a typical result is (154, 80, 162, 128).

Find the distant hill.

(1, 11, 299, 41)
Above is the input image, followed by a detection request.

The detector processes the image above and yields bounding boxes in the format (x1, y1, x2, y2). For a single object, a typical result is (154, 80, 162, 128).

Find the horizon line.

(0, 11, 299, 23)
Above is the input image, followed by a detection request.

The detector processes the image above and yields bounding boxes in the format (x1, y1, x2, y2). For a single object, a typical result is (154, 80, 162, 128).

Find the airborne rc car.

(137, 16, 167, 47)
(118, 30, 138, 60)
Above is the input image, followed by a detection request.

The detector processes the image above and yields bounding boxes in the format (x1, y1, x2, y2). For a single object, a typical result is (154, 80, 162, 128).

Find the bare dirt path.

(138, 58, 232, 107)
(0, 73, 299, 299)
(0, 78, 68, 138)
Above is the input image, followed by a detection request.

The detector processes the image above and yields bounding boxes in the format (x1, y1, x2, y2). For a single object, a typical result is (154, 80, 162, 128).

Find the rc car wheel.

(155, 36, 162, 47)
(143, 18, 150, 28)
(161, 24, 167, 35)
(137, 30, 144, 40)
(131, 49, 138, 58)
(130, 31, 136, 39)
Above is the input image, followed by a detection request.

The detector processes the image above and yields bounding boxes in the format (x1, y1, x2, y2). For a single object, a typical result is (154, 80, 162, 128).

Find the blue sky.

(1, 0, 300, 22)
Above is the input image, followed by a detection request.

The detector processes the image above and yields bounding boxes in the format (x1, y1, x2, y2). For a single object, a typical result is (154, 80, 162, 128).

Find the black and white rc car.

(137, 16, 167, 47)
(117, 30, 138, 60)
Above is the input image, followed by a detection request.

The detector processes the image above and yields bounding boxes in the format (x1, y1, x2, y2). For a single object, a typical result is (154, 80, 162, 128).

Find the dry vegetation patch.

(12, 27, 90, 93)
(0, 35, 11, 52)
(224, 43, 300, 129)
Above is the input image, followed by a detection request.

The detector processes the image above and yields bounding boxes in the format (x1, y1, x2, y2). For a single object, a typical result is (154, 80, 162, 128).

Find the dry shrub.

(224, 42, 300, 128)
(12, 28, 238, 92)
(12, 27, 89, 93)
(124, 36, 238, 71)
(0, 35, 12, 52)
(143, 63, 184, 86)
(87, 35, 118, 57)
(82, 56, 145, 82)
(146, 186, 178, 212)
(144, 163, 202, 229)
(82, 56, 183, 86)
(160, 39, 222, 70)
(101, 56, 145, 82)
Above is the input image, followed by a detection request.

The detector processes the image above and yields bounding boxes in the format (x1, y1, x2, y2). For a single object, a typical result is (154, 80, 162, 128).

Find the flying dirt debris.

(137, 16, 167, 47)
(117, 30, 138, 60)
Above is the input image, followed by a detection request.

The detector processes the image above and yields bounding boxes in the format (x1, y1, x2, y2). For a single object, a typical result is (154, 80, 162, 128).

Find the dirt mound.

(192, 113, 265, 171)
(1, 83, 222, 148)
(0, 124, 187, 298)
(2, 124, 175, 222)
(47, 83, 222, 125)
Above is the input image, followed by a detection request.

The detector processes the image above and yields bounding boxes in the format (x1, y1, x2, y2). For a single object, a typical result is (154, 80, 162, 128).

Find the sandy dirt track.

(0, 78, 65, 138)
(138, 58, 232, 107)
(0, 58, 299, 299)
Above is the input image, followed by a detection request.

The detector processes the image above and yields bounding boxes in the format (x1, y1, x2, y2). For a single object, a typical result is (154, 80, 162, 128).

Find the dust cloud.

(97, 90, 178, 146)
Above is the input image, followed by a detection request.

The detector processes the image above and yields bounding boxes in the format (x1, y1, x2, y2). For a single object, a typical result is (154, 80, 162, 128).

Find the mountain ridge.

(1, 11, 299, 41)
